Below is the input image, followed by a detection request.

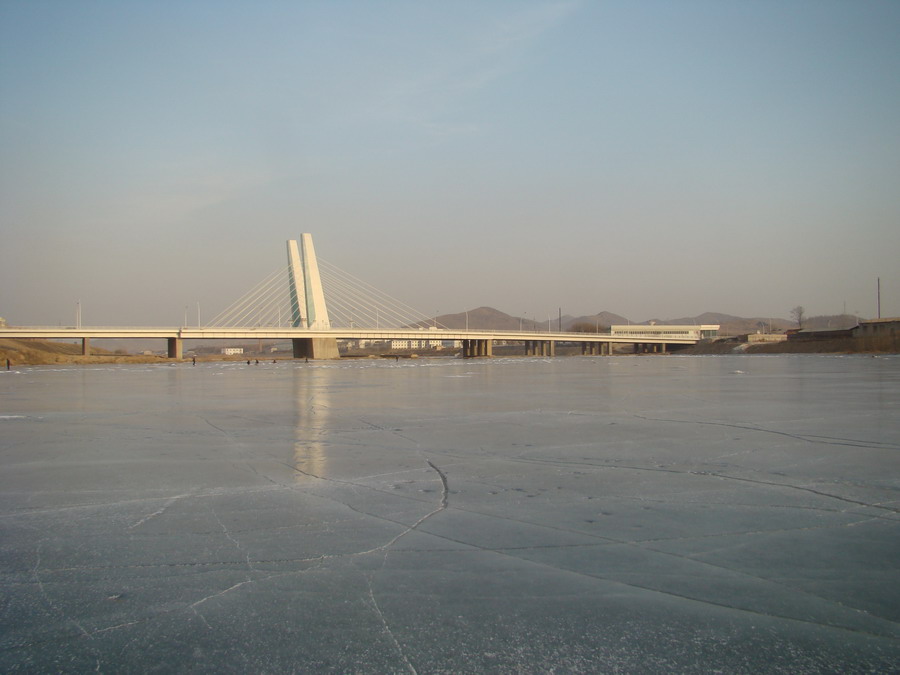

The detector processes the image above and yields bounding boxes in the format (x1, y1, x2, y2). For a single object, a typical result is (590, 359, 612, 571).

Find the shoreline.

(3, 337, 897, 367)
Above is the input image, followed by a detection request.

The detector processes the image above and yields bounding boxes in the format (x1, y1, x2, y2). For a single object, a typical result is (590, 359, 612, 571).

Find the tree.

(570, 321, 608, 333)
(790, 306, 805, 329)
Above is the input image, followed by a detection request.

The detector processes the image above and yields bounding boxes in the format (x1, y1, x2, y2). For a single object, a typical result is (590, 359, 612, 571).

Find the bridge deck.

(0, 326, 700, 345)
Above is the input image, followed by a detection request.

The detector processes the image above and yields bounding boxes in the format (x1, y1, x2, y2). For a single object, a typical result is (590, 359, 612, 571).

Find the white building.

(221, 347, 244, 355)
(390, 339, 445, 350)
(610, 324, 719, 340)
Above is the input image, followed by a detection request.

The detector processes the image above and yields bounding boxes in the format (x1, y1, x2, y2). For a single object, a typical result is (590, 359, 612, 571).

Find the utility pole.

(877, 277, 881, 319)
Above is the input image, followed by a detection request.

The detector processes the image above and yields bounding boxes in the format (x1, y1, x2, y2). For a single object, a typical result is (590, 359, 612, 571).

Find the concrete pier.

(581, 342, 604, 355)
(167, 337, 183, 359)
(525, 340, 555, 357)
(82, 337, 90, 356)
(292, 337, 340, 360)
(461, 339, 493, 358)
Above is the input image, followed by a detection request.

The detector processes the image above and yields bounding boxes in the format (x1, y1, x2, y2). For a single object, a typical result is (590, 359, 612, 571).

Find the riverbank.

(5, 336, 898, 366)
(681, 335, 900, 355)
(0, 339, 253, 366)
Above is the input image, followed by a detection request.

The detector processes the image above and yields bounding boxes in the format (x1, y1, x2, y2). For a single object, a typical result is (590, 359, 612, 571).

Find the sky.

(1, 0, 899, 326)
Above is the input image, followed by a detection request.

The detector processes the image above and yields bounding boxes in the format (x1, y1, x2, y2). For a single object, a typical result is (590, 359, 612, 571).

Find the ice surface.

(1, 355, 898, 673)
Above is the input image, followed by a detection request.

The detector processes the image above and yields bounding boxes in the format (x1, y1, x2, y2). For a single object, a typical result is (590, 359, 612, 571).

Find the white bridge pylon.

(207, 235, 441, 330)
(287, 235, 329, 329)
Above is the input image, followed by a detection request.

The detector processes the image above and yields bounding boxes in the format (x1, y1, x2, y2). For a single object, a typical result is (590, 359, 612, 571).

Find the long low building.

(610, 324, 719, 340)
(855, 317, 900, 338)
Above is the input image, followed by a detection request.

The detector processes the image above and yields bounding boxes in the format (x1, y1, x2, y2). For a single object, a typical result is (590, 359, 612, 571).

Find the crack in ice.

(32, 545, 91, 639)
(366, 577, 418, 675)
(634, 414, 900, 450)
(128, 493, 191, 530)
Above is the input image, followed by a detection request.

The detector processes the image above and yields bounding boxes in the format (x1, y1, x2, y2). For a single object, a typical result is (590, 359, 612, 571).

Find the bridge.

(0, 235, 710, 359)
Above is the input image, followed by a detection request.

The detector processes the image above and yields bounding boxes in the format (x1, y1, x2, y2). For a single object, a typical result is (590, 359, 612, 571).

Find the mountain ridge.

(421, 307, 859, 336)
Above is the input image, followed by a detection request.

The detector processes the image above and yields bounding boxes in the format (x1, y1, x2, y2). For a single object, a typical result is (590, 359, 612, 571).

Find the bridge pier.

(630, 342, 666, 354)
(462, 339, 492, 358)
(581, 342, 604, 356)
(167, 337, 183, 360)
(82, 337, 90, 356)
(526, 340, 554, 357)
(292, 337, 340, 360)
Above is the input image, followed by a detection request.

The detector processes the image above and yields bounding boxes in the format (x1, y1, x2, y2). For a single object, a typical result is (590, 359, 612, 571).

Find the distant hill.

(426, 307, 630, 332)
(564, 312, 630, 331)
(419, 306, 523, 330)
(649, 312, 746, 326)
(418, 307, 855, 337)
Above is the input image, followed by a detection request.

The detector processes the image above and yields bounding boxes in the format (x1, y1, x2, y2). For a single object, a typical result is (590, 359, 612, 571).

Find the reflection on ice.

(293, 370, 330, 482)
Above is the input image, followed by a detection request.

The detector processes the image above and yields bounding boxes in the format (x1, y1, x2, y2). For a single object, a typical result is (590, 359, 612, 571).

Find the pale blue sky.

(2, 0, 898, 325)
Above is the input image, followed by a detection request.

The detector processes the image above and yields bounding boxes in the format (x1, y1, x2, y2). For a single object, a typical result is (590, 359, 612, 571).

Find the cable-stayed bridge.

(209, 236, 446, 335)
(0, 236, 705, 359)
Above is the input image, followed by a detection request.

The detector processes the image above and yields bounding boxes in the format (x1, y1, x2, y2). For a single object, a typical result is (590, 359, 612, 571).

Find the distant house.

(221, 347, 244, 355)
(855, 318, 900, 339)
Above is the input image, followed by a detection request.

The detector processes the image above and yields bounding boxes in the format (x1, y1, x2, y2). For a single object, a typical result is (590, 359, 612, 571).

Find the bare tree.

(790, 306, 805, 329)
(570, 321, 607, 333)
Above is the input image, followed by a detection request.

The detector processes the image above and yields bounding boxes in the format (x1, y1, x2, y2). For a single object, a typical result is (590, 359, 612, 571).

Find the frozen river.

(1, 355, 899, 673)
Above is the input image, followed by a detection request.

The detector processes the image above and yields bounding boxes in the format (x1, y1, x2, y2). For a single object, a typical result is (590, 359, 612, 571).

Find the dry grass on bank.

(0, 339, 292, 366)
(0, 339, 171, 366)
